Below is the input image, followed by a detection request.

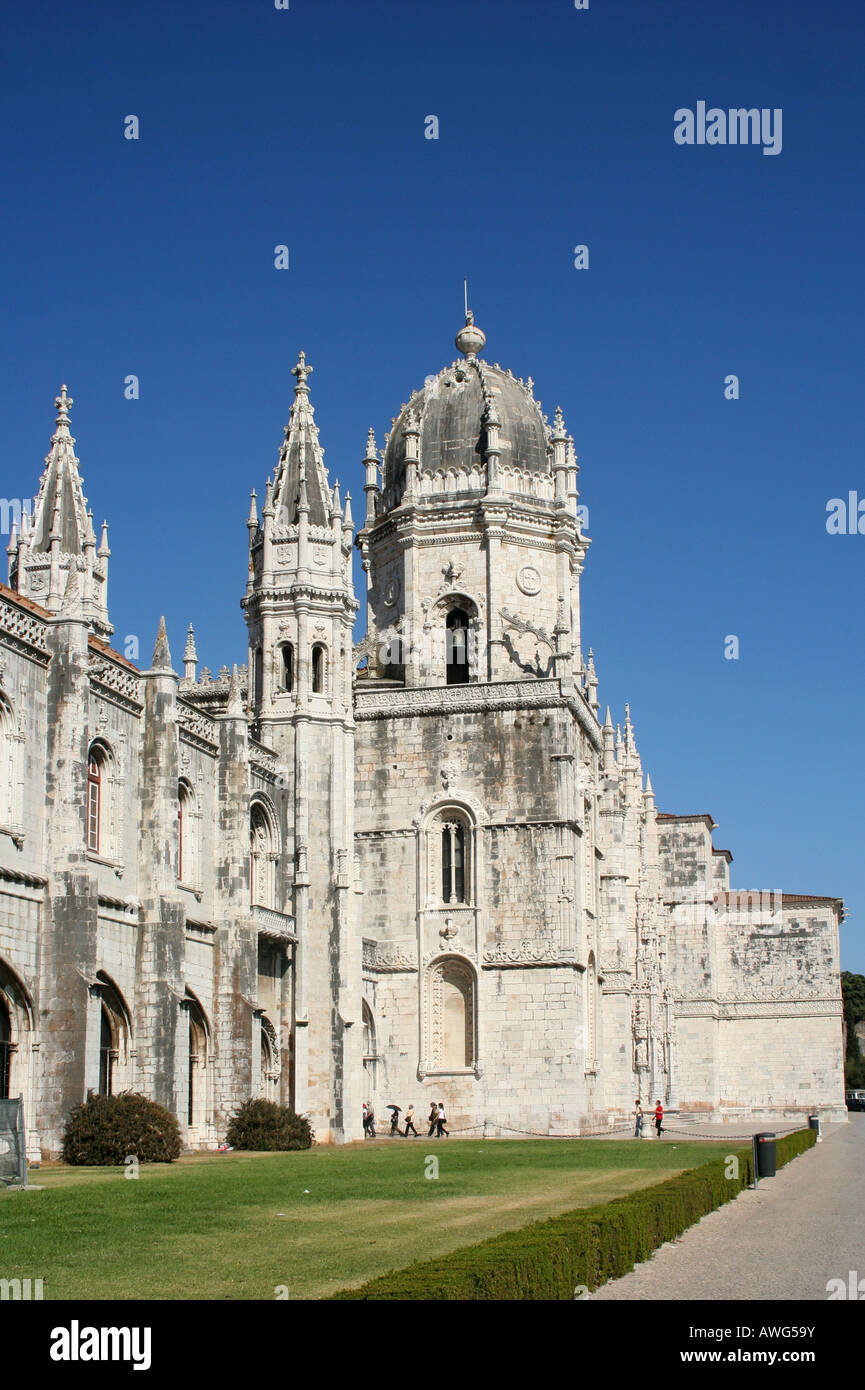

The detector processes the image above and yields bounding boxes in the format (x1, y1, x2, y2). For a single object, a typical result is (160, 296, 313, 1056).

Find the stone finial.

(455, 310, 486, 358)
(54, 384, 73, 426)
(552, 405, 567, 442)
(343, 491, 353, 528)
(247, 489, 258, 529)
(364, 426, 378, 462)
(292, 350, 313, 393)
(151, 616, 172, 670)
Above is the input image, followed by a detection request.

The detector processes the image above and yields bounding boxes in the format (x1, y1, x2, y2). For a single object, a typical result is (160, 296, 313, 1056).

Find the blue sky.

(2, 0, 863, 968)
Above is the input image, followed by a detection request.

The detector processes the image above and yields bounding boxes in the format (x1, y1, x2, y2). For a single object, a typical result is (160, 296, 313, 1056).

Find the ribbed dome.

(383, 355, 551, 498)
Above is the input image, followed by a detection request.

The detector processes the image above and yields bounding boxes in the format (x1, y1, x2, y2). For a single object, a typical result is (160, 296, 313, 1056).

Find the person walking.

(388, 1104, 401, 1136)
(362, 1102, 369, 1138)
(428, 1102, 438, 1137)
(366, 1102, 376, 1139)
(403, 1105, 418, 1137)
(634, 1099, 643, 1138)
(654, 1100, 663, 1137)
(436, 1102, 449, 1138)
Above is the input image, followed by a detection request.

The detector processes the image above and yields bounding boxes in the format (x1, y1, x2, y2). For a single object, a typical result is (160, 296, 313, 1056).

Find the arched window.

(96, 976, 130, 1097)
(280, 643, 294, 692)
(441, 822, 466, 904)
(428, 808, 473, 907)
(87, 747, 104, 851)
(86, 741, 117, 859)
(428, 958, 475, 1071)
(250, 801, 278, 909)
(253, 648, 263, 706)
(446, 609, 469, 685)
(0, 994, 10, 1099)
(311, 644, 326, 694)
(177, 780, 195, 884)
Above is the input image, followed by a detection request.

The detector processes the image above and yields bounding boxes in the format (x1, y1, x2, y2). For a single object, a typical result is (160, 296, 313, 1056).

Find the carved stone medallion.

(516, 565, 541, 596)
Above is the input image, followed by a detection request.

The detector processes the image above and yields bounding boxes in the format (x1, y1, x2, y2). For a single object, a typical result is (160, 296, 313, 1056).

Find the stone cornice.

(355, 677, 564, 720)
(89, 650, 144, 713)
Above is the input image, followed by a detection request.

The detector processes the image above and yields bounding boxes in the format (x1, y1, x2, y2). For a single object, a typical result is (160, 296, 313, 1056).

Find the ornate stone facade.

(0, 317, 847, 1156)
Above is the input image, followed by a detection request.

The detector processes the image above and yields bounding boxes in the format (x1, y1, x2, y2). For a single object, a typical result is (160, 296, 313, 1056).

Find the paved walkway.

(592, 1114, 865, 1300)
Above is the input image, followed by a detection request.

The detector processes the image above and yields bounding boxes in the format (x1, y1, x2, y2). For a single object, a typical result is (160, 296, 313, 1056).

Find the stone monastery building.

(0, 314, 847, 1154)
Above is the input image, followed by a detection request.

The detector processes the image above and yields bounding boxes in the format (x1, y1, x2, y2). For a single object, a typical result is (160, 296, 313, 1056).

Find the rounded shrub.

(62, 1090, 183, 1166)
(225, 1098, 314, 1151)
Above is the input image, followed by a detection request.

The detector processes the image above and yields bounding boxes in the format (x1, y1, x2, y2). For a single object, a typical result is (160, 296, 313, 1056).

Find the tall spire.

(13, 385, 113, 637)
(270, 353, 332, 526)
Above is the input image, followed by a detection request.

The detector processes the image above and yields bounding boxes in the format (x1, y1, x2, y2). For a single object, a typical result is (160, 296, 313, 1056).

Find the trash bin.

(755, 1132, 776, 1178)
(808, 1114, 822, 1141)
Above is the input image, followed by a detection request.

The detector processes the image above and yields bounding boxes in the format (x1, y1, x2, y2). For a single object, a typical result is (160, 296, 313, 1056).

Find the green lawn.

(0, 1139, 731, 1300)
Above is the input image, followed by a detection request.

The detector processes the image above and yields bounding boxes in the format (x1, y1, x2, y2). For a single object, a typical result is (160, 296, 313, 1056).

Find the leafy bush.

(332, 1128, 816, 1300)
(225, 1099, 314, 1151)
(63, 1091, 182, 1166)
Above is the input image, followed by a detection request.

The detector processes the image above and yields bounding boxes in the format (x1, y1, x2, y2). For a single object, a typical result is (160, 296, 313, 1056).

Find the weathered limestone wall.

(355, 692, 601, 1133)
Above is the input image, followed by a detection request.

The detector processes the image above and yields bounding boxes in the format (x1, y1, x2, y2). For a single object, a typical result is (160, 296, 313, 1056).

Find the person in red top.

(654, 1100, 664, 1137)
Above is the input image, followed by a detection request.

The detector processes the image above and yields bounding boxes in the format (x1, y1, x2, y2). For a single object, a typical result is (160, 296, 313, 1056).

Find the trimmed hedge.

(62, 1091, 182, 1166)
(225, 1098, 314, 1151)
(332, 1128, 816, 1300)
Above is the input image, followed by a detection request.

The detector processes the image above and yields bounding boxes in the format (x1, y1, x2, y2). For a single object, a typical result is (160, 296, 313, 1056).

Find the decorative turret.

(356, 309, 591, 687)
(240, 354, 361, 1141)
